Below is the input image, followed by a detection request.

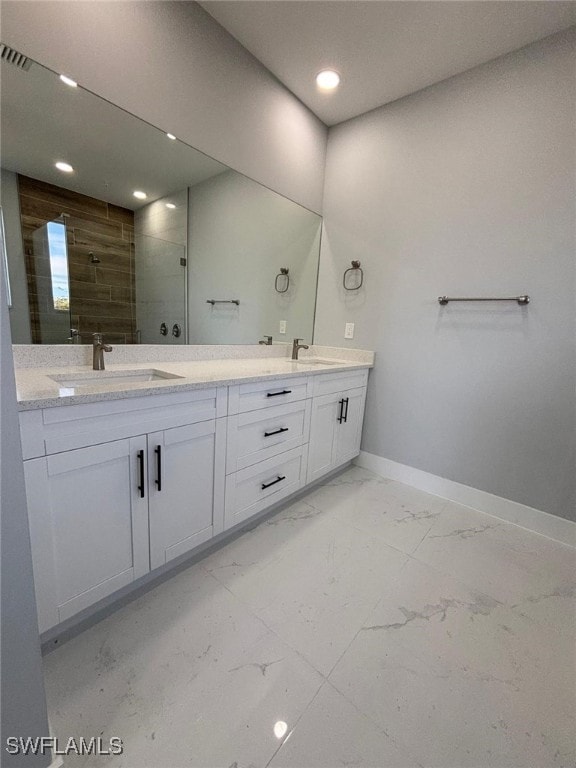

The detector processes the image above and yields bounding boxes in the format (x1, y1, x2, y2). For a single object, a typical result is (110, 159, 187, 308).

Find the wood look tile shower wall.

(18, 175, 136, 343)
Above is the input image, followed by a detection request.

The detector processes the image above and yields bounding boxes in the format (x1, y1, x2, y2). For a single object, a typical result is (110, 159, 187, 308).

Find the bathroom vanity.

(15, 346, 373, 634)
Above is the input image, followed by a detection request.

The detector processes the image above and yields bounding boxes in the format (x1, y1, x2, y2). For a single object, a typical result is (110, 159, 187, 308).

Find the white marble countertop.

(15, 351, 373, 410)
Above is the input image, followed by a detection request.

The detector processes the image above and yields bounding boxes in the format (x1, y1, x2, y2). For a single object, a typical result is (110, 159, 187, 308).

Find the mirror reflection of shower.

(133, 189, 188, 345)
(134, 234, 187, 345)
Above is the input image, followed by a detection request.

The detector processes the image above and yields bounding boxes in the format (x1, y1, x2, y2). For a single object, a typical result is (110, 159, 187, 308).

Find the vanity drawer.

(22, 388, 227, 456)
(312, 369, 368, 396)
(224, 445, 308, 529)
(228, 376, 312, 415)
(227, 399, 311, 473)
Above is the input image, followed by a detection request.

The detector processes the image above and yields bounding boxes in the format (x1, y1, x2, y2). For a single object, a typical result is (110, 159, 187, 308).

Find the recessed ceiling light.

(166, 133, 176, 140)
(316, 69, 340, 90)
(55, 161, 74, 173)
(59, 74, 78, 88)
(165, 203, 176, 209)
(133, 190, 147, 200)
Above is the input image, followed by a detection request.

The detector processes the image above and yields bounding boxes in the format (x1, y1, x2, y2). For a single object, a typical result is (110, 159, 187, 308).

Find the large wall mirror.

(0, 47, 322, 345)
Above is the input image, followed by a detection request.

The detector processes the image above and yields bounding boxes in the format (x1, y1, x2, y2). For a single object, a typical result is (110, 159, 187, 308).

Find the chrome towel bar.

(438, 295, 529, 306)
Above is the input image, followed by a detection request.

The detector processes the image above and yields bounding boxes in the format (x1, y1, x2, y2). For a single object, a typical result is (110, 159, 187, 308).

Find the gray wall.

(1, 231, 50, 763)
(0, 0, 327, 214)
(315, 29, 576, 521)
(0, 169, 31, 343)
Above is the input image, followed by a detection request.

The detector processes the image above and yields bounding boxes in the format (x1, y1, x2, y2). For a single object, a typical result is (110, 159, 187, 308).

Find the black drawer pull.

(343, 397, 350, 423)
(137, 450, 145, 498)
(264, 427, 289, 438)
(261, 475, 286, 490)
(155, 445, 162, 491)
(267, 389, 292, 397)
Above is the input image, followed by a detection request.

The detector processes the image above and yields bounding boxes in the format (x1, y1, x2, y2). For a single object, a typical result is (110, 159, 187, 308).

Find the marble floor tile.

(205, 506, 408, 676)
(268, 681, 421, 768)
(44, 562, 323, 768)
(413, 500, 576, 634)
(43, 465, 576, 768)
(328, 557, 576, 768)
(304, 467, 446, 555)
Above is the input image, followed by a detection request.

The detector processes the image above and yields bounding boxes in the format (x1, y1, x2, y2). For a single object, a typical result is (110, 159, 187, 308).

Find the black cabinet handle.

(155, 445, 162, 491)
(343, 397, 350, 423)
(267, 389, 292, 397)
(137, 450, 145, 498)
(264, 426, 289, 438)
(338, 397, 350, 424)
(261, 475, 286, 490)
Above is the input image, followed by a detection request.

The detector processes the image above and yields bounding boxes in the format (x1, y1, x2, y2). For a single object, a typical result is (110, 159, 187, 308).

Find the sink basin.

(287, 358, 339, 366)
(50, 369, 184, 388)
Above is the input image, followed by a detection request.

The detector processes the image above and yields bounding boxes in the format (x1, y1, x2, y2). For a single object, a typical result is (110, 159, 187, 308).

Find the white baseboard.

(354, 451, 575, 548)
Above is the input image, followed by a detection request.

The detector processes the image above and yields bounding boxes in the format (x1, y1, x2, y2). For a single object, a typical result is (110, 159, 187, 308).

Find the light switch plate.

(279, 320, 287, 334)
(345, 322, 355, 339)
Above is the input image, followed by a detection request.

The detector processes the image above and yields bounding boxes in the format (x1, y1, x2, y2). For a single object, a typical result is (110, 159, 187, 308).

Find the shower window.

(46, 220, 69, 310)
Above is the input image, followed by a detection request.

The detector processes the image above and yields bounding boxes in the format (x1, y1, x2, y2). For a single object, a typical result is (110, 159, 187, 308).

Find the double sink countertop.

(13, 344, 374, 410)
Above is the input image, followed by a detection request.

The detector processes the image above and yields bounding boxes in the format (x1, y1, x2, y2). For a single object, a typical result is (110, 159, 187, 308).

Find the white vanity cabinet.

(307, 370, 368, 484)
(24, 437, 150, 633)
(20, 387, 226, 632)
(19, 366, 370, 634)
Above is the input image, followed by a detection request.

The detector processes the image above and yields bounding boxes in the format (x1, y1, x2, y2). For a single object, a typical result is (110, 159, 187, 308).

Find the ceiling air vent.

(0, 44, 32, 71)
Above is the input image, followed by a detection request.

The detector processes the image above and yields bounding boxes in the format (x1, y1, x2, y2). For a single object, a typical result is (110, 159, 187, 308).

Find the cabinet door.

(334, 387, 367, 465)
(307, 387, 367, 484)
(307, 392, 339, 484)
(148, 419, 225, 570)
(24, 437, 149, 632)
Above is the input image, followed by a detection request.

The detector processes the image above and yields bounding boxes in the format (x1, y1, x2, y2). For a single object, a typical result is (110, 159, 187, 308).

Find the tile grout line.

(263, 678, 331, 768)
(321, 680, 426, 768)
(198, 562, 333, 767)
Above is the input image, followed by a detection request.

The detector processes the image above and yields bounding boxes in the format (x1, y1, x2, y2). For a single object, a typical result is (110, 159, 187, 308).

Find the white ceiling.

(200, 1, 576, 126)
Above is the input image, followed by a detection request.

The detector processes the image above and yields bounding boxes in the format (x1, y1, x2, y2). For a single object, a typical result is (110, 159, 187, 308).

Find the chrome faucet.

(259, 335, 273, 345)
(92, 333, 113, 370)
(291, 338, 309, 360)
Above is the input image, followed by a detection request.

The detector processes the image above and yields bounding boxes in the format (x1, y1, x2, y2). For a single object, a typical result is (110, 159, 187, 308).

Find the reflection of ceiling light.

(165, 203, 176, 209)
(133, 190, 147, 200)
(166, 133, 176, 140)
(55, 161, 74, 173)
(316, 70, 340, 90)
(59, 74, 77, 88)
(273, 721, 288, 739)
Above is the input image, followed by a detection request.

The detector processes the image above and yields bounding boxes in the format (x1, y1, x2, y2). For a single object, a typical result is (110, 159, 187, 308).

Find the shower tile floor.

(44, 466, 576, 768)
